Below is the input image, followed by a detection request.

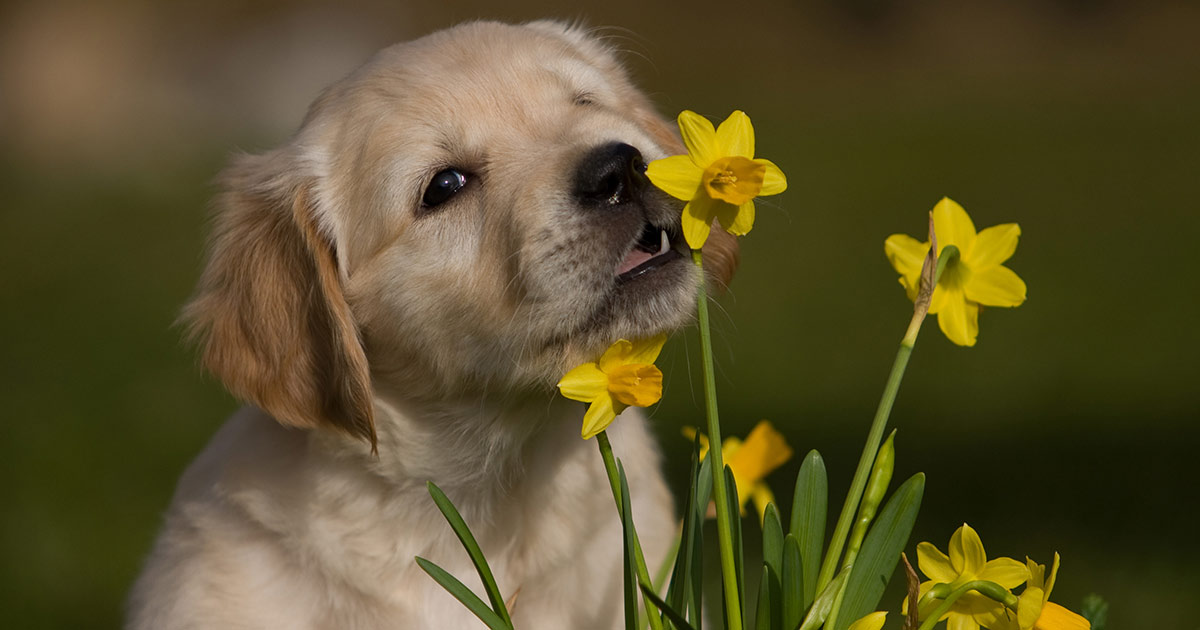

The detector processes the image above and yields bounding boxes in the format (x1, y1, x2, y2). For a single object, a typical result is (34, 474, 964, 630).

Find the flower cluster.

(910, 524, 1091, 630)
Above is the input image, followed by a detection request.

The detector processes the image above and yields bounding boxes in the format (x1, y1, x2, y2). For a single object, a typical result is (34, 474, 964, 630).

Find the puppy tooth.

(658, 230, 669, 255)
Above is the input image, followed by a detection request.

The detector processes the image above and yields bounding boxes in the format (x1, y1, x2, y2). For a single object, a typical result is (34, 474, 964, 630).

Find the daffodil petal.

(965, 265, 1026, 307)
(935, 289, 979, 347)
(598, 339, 636, 371)
(978, 557, 1031, 590)
(715, 199, 755, 236)
(682, 196, 719, 249)
(933, 197, 977, 251)
(975, 602, 1019, 630)
(757, 159, 787, 195)
(725, 421, 793, 484)
(715, 110, 755, 158)
(947, 613, 980, 630)
(678, 110, 718, 167)
(750, 483, 774, 522)
(557, 363, 608, 402)
(625, 333, 667, 365)
(916, 541, 959, 583)
(885, 234, 930, 301)
(957, 591, 1008, 617)
(848, 612, 888, 630)
(581, 394, 620, 439)
(1018, 586, 1046, 629)
(1044, 553, 1061, 598)
(721, 436, 743, 461)
(950, 524, 987, 575)
(1036, 602, 1092, 630)
(970, 223, 1021, 268)
(646, 155, 704, 201)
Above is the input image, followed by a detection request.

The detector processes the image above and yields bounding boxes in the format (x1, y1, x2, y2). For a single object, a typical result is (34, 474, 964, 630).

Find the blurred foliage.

(2, 1, 1196, 628)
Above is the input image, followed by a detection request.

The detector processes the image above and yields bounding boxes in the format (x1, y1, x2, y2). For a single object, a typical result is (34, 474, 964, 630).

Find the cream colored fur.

(127, 21, 736, 630)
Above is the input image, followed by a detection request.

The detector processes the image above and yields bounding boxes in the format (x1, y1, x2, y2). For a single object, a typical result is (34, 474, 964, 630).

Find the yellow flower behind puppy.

(558, 335, 667, 439)
(682, 420, 793, 521)
(646, 110, 787, 249)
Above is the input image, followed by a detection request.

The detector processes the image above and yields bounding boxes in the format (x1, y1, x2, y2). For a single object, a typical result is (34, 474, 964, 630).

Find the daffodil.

(848, 611, 888, 630)
(885, 197, 1026, 346)
(646, 110, 787, 249)
(558, 335, 666, 439)
(909, 523, 1030, 630)
(682, 420, 793, 521)
(984, 555, 1091, 630)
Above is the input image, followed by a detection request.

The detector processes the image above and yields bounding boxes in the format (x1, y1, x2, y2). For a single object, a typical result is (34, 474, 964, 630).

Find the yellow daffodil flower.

(985, 554, 1091, 630)
(646, 110, 787, 249)
(885, 197, 1026, 346)
(848, 611, 888, 630)
(908, 523, 1030, 630)
(682, 420, 793, 521)
(558, 335, 667, 439)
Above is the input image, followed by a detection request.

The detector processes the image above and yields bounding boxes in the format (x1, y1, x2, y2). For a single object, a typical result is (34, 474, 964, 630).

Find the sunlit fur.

(128, 21, 737, 630)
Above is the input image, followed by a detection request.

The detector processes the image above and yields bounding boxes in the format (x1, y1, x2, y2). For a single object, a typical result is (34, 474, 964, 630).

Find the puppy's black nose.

(574, 142, 647, 206)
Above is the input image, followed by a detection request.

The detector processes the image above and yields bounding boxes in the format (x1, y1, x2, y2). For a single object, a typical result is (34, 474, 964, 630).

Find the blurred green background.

(2, 0, 1196, 628)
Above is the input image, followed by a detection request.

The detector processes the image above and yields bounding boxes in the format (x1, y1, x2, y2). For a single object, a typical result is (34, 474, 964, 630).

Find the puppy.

(128, 20, 737, 630)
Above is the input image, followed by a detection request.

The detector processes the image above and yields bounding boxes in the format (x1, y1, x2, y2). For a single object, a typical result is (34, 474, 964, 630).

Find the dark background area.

(2, 0, 1196, 627)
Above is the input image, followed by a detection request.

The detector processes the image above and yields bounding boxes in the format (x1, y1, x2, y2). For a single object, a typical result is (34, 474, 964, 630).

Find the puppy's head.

(184, 21, 738, 449)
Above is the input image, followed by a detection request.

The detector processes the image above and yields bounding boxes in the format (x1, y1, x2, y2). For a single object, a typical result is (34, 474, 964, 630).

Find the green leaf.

(666, 437, 710, 629)
(762, 503, 784, 580)
(790, 450, 827, 610)
(618, 461, 638, 630)
(426, 482, 513, 627)
(415, 557, 511, 630)
(797, 566, 850, 630)
(831, 473, 925, 630)
(1081, 593, 1109, 630)
(754, 563, 782, 630)
(781, 535, 804, 630)
(690, 454, 712, 627)
(723, 465, 746, 627)
(642, 582, 699, 630)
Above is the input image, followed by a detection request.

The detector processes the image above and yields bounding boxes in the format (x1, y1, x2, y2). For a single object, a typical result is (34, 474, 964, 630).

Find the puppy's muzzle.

(574, 142, 648, 206)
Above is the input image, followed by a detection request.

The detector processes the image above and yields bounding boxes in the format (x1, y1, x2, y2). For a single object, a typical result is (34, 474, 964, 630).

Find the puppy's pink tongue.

(617, 249, 654, 275)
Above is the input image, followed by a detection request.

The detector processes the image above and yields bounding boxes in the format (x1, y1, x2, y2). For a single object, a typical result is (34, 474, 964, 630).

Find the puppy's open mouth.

(615, 223, 684, 281)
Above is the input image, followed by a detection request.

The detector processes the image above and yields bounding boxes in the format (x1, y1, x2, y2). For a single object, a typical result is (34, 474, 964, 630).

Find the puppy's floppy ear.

(182, 152, 377, 451)
(634, 106, 741, 292)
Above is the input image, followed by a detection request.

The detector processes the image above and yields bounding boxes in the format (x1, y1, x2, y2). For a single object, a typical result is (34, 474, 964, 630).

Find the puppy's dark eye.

(422, 168, 467, 209)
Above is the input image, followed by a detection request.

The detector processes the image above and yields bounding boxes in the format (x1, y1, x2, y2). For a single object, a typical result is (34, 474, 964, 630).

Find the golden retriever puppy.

(127, 20, 736, 630)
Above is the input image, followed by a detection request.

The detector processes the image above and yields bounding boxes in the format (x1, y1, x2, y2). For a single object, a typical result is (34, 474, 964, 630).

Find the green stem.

(692, 249, 743, 630)
(915, 581, 1018, 630)
(596, 432, 665, 630)
(814, 319, 918, 596)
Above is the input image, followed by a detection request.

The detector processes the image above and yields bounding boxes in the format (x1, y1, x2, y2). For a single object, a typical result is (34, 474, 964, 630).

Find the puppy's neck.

(347, 386, 586, 510)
